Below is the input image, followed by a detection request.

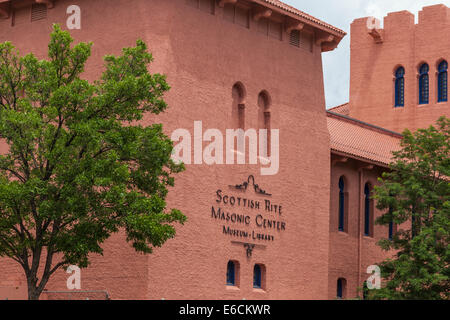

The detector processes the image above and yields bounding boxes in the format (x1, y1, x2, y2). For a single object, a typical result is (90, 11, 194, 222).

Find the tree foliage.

(371, 117, 450, 300)
(0, 25, 186, 299)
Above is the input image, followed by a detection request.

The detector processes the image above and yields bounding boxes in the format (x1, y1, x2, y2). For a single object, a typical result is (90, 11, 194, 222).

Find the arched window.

(338, 176, 346, 232)
(337, 278, 346, 299)
(395, 67, 405, 107)
(388, 205, 394, 240)
(438, 60, 448, 102)
(226, 261, 235, 286)
(253, 264, 262, 288)
(388, 221, 394, 240)
(364, 183, 373, 237)
(232, 82, 246, 129)
(258, 91, 271, 129)
(258, 91, 271, 157)
(419, 63, 429, 105)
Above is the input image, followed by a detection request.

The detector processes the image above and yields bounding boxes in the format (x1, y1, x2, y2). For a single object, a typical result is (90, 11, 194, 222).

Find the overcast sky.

(281, 0, 450, 108)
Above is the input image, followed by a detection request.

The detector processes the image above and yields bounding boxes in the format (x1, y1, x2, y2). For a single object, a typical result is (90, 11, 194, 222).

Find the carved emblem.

(229, 175, 272, 196)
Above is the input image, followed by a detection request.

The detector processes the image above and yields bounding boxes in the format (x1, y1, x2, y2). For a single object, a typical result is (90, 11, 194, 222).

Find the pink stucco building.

(0, 0, 447, 300)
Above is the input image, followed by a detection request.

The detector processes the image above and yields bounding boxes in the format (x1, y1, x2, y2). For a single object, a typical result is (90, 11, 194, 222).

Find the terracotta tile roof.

(261, 0, 346, 35)
(328, 103, 350, 115)
(327, 111, 402, 166)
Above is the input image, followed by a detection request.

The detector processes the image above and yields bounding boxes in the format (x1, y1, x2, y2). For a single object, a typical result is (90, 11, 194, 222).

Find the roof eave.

(331, 149, 392, 169)
(251, 0, 346, 51)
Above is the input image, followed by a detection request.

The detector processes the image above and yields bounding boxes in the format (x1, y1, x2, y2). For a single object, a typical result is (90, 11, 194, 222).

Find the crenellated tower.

(349, 4, 450, 133)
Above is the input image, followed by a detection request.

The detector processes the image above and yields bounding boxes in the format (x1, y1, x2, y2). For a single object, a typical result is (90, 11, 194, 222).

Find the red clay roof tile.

(327, 112, 402, 166)
(262, 0, 346, 35)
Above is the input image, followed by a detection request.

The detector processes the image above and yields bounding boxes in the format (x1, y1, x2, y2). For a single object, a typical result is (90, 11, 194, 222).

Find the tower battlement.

(348, 4, 450, 133)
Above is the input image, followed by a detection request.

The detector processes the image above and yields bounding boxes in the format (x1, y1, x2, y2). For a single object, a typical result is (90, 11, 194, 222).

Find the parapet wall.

(349, 4, 450, 133)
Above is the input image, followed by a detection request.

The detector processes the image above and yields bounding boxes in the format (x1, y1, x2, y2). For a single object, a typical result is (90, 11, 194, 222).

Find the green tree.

(371, 117, 449, 300)
(0, 25, 186, 300)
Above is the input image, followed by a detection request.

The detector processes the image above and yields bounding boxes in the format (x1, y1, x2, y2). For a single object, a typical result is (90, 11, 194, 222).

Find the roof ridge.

(327, 110, 403, 138)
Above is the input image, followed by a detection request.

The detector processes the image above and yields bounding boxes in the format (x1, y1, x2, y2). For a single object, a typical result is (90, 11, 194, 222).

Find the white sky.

(281, 0, 450, 108)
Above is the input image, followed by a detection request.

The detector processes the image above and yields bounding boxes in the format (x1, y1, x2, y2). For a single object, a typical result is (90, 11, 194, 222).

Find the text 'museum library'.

(0, 0, 449, 300)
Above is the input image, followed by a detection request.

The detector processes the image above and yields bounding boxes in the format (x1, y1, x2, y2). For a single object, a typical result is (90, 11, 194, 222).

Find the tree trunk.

(28, 287, 42, 300)
(26, 274, 43, 300)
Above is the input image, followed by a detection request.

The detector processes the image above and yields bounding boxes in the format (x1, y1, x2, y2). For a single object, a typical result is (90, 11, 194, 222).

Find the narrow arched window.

(253, 264, 262, 288)
(395, 67, 405, 107)
(226, 261, 235, 286)
(258, 91, 271, 157)
(388, 206, 394, 240)
(338, 177, 346, 232)
(419, 63, 429, 105)
(337, 278, 346, 299)
(364, 183, 372, 237)
(438, 60, 448, 102)
(232, 83, 246, 129)
(258, 91, 271, 129)
(388, 221, 394, 240)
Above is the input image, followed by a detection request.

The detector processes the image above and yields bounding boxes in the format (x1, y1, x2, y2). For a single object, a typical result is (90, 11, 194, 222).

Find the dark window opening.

(338, 177, 346, 231)
(226, 261, 235, 286)
(253, 265, 262, 289)
(438, 60, 448, 102)
(364, 183, 373, 237)
(395, 67, 405, 107)
(337, 278, 346, 299)
(419, 63, 429, 105)
(290, 30, 300, 47)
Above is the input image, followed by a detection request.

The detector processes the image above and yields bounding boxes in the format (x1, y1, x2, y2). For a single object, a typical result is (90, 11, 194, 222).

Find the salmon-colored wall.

(0, 0, 333, 299)
(328, 156, 395, 299)
(349, 4, 450, 133)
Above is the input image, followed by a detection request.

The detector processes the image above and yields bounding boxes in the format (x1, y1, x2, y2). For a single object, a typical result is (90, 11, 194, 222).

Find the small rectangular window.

(289, 30, 300, 47)
(31, 4, 47, 22)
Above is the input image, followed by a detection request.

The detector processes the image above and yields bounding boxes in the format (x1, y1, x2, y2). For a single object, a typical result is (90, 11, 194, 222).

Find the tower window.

(419, 63, 429, 105)
(438, 60, 448, 102)
(395, 67, 405, 107)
